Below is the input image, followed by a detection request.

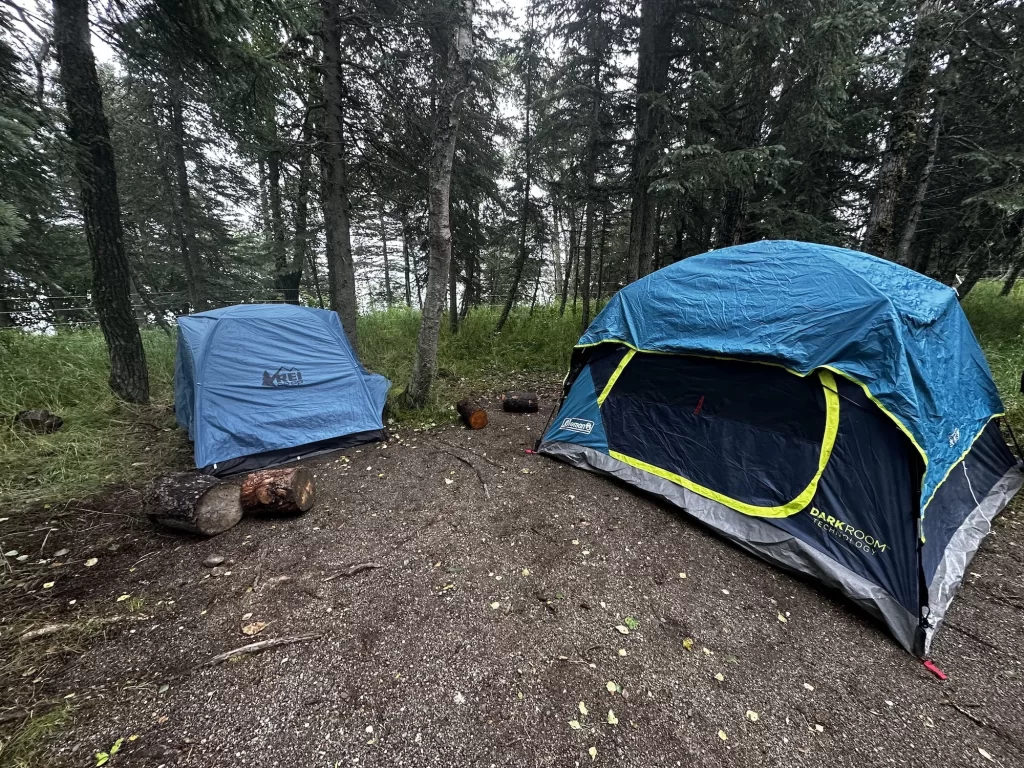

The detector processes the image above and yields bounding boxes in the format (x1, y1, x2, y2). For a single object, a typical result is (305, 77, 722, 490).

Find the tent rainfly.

(540, 240, 1022, 655)
(175, 304, 389, 475)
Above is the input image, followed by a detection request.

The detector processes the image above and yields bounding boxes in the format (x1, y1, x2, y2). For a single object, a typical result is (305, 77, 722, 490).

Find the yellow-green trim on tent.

(601, 362, 840, 519)
(597, 349, 635, 406)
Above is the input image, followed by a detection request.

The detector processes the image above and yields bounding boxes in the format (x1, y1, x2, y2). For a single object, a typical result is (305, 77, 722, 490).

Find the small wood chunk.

(145, 473, 242, 537)
(456, 399, 488, 429)
(240, 467, 315, 515)
(501, 391, 539, 413)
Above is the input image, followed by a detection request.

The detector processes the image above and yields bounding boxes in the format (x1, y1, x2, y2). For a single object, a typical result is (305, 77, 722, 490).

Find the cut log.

(145, 472, 242, 536)
(240, 467, 315, 515)
(456, 399, 488, 429)
(501, 391, 539, 413)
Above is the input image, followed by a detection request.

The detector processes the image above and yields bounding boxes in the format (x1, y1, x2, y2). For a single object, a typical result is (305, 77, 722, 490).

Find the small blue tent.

(175, 304, 389, 475)
(540, 240, 1022, 655)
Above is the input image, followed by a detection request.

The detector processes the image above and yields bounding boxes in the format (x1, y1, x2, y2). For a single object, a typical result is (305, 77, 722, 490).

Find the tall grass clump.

(961, 280, 1024, 434)
(0, 329, 187, 510)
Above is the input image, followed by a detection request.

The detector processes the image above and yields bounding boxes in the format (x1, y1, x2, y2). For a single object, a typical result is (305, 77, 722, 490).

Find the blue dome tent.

(540, 240, 1022, 655)
(175, 304, 389, 475)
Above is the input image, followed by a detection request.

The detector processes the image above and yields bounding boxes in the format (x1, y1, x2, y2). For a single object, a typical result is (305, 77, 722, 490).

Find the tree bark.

(241, 467, 315, 515)
(495, 6, 536, 334)
(580, 7, 603, 331)
(456, 399, 488, 429)
(501, 391, 538, 413)
(53, 0, 149, 403)
(448, 251, 459, 334)
(145, 473, 242, 536)
(625, 0, 677, 283)
(896, 98, 942, 267)
(862, 0, 942, 259)
(400, 209, 414, 307)
(550, 205, 564, 297)
(405, 0, 475, 408)
(320, 0, 359, 348)
(596, 203, 608, 302)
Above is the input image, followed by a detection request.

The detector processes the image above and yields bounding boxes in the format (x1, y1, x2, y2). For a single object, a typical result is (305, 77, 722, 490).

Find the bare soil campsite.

(3, 356, 1024, 767)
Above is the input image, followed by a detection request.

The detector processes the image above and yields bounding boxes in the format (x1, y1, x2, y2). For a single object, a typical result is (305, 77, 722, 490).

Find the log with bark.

(145, 472, 242, 536)
(456, 399, 488, 429)
(501, 391, 539, 413)
(240, 467, 315, 515)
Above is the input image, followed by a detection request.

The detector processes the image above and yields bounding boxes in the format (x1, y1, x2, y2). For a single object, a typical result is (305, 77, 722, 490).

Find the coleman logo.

(809, 507, 888, 555)
(262, 367, 304, 387)
(561, 417, 594, 434)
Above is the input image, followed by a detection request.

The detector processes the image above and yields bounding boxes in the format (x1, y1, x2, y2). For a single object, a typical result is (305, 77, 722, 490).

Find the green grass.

(1, 288, 1021, 512)
(960, 280, 1024, 434)
(0, 329, 188, 510)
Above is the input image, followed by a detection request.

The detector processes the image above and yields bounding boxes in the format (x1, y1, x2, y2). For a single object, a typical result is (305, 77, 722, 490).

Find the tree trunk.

(145, 473, 242, 536)
(580, 10, 602, 332)
(405, 0, 475, 408)
(596, 203, 608, 302)
(53, 0, 149, 403)
(896, 98, 943, 268)
(956, 248, 990, 301)
(320, 0, 359, 348)
(999, 231, 1024, 297)
(241, 467, 315, 515)
(380, 207, 393, 306)
(862, 0, 942, 259)
(550, 205, 564, 298)
(267, 141, 290, 299)
(400, 209, 414, 307)
(626, 0, 677, 283)
(559, 207, 578, 315)
(284, 119, 312, 306)
(448, 250, 459, 334)
(168, 82, 206, 310)
(495, 7, 535, 334)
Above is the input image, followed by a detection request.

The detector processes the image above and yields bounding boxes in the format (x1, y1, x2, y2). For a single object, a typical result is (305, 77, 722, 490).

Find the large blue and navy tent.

(540, 240, 1022, 655)
(175, 304, 389, 475)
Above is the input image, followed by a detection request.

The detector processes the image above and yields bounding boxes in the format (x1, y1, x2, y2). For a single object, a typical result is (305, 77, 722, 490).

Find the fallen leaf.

(128, 734, 139, 742)
(522, 568, 530, 576)
(679, 572, 687, 579)
(978, 748, 994, 762)
(572, 539, 580, 545)
(614, 625, 629, 635)
(588, 746, 597, 761)
(682, 637, 694, 651)
(702, 647, 713, 656)
(814, 724, 824, 732)
(569, 720, 582, 730)
(241, 612, 253, 620)
(490, 601, 501, 609)
(116, 594, 130, 602)
(777, 613, 788, 623)
(95, 752, 109, 766)
(624, 617, 640, 631)
(607, 709, 618, 725)
(606, 681, 618, 694)
(718, 730, 728, 741)
(803, 683, 814, 691)
(42, 581, 55, 589)
(55, 549, 69, 557)
(85, 558, 98, 567)
(241, 621, 268, 636)
(618, 648, 627, 657)
(158, 684, 169, 694)
(722, 589, 730, 595)
(714, 673, 725, 682)
(579, 701, 589, 716)
(745, 710, 759, 722)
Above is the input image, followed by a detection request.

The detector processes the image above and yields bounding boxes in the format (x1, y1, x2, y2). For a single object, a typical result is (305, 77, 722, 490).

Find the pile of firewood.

(145, 467, 315, 537)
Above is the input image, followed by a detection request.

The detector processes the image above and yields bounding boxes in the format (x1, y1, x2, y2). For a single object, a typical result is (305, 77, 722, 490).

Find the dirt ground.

(2, 385, 1024, 768)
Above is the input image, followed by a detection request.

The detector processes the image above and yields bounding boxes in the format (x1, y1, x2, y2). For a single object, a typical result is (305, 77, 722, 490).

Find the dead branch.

(196, 633, 321, 669)
(324, 562, 383, 582)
